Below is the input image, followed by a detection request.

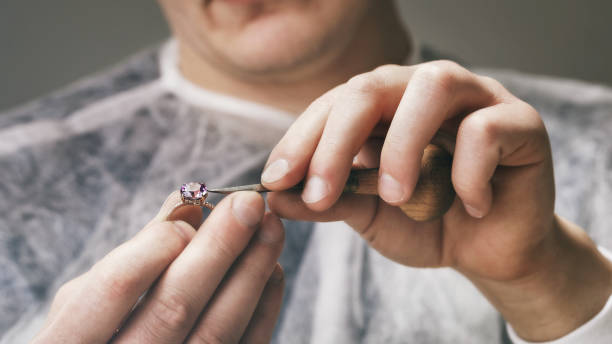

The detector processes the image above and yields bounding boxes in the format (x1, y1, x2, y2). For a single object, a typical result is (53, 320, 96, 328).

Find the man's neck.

(178, 5, 411, 114)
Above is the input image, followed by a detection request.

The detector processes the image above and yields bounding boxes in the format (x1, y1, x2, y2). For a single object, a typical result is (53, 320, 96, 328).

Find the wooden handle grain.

(345, 144, 455, 221)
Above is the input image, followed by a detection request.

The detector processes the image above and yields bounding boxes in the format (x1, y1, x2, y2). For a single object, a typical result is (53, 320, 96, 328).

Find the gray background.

(1, 0, 611, 112)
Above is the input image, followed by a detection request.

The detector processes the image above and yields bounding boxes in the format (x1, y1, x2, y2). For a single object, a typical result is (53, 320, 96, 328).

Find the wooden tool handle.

(345, 144, 455, 221)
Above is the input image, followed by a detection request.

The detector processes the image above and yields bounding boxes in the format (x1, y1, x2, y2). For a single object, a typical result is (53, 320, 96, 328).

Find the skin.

(157, 0, 410, 113)
(262, 62, 612, 341)
(34, 191, 285, 343)
(39, 0, 612, 342)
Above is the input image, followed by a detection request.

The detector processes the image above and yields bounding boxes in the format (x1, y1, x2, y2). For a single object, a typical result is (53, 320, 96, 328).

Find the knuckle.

(53, 277, 81, 305)
(518, 101, 541, 123)
(461, 113, 498, 145)
(429, 59, 463, 71)
(56, 277, 78, 298)
(346, 71, 386, 94)
(518, 102, 549, 141)
(372, 63, 400, 75)
(478, 75, 505, 93)
(415, 60, 463, 94)
(53, 286, 69, 304)
(149, 292, 194, 333)
(97, 269, 139, 299)
(287, 97, 331, 143)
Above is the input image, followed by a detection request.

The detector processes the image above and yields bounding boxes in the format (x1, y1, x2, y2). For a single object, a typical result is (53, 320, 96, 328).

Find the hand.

(33, 191, 285, 343)
(262, 61, 612, 341)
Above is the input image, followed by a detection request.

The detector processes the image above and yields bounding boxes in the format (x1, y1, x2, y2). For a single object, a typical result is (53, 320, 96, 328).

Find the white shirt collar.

(159, 38, 418, 130)
(159, 39, 296, 131)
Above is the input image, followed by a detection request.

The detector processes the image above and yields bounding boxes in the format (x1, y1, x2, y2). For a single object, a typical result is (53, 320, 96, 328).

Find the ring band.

(181, 198, 215, 210)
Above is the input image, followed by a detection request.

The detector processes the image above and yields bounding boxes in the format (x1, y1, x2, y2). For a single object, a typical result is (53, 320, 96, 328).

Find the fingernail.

(258, 214, 283, 244)
(262, 159, 289, 184)
(302, 175, 329, 203)
(172, 220, 195, 241)
(270, 264, 284, 284)
(464, 204, 484, 219)
(232, 194, 263, 227)
(379, 173, 406, 203)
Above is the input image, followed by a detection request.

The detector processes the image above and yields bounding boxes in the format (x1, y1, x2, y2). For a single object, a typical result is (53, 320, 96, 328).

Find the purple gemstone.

(180, 182, 207, 201)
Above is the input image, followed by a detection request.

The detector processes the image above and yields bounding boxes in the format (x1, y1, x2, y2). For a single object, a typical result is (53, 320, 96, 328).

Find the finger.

(115, 192, 265, 343)
(379, 61, 495, 205)
(187, 213, 285, 343)
(261, 86, 340, 189)
(268, 191, 443, 267)
(36, 219, 196, 343)
(268, 191, 378, 233)
(303, 65, 415, 210)
(46, 275, 86, 320)
(49, 194, 200, 312)
(167, 204, 203, 229)
(239, 264, 285, 344)
(37, 193, 198, 341)
(146, 190, 203, 229)
(452, 100, 548, 218)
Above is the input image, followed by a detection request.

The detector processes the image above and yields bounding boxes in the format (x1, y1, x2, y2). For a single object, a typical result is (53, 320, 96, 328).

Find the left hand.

(262, 61, 612, 341)
(34, 191, 284, 344)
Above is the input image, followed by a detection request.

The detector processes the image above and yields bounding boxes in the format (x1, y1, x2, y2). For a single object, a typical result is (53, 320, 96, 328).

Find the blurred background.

(1, 0, 611, 112)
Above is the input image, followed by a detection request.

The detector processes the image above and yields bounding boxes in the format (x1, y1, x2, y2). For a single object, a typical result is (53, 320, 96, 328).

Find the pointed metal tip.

(207, 184, 270, 194)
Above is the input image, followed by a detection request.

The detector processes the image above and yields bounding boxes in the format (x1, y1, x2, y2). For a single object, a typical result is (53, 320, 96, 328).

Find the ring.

(180, 182, 215, 210)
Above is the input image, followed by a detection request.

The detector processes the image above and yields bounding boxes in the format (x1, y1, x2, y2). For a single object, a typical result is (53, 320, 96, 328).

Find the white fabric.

(508, 246, 612, 344)
(3, 38, 612, 343)
(279, 221, 500, 343)
(159, 39, 296, 131)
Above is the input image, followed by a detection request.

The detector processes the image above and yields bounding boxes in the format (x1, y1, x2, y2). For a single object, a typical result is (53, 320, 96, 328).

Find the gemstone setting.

(180, 182, 208, 205)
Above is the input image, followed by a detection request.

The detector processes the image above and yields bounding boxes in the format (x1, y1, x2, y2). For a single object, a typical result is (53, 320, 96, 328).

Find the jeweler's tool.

(208, 144, 455, 222)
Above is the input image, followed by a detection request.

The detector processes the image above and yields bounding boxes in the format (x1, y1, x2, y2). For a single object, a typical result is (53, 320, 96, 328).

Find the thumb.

(146, 191, 203, 229)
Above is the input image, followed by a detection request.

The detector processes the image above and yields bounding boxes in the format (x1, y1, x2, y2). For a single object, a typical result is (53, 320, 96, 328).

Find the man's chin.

(210, 37, 323, 77)
(204, 12, 331, 75)
(211, 0, 269, 5)
(189, 0, 367, 77)
(204, 0, 296, 27)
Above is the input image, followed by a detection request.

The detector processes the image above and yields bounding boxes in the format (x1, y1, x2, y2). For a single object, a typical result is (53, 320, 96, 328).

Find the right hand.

(263, 62, 612, 341)
(33, 191, 285, 343)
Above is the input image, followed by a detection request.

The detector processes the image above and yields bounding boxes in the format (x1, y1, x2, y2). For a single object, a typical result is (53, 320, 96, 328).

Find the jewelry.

(180, 182, 215, 210)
